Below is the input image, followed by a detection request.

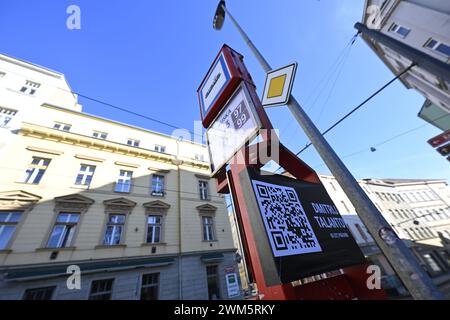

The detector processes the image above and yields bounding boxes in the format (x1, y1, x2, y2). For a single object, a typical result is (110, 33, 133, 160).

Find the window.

(206, 265, 220, 300)
(199, 181, 209, 200)
(330, 182, 337, 191)
(422, 254, 442, 273)
(0, 107, 18, 128)
(47, 213, 80, 248)
(154, 145, 166, 153)
(425, 38, 450, 57)
(355, 223, 368, 242)
(140, 273, 159, 300)
(53, 122, 71, 132)
(146, 215, 162, 244)
(23, 286, 55, 300)
(19, 80, 40, 96)
(0, 71, 5, 78)
(202, 216, 215, 241)
(151, 174, 165, 196)
(194, 153, 205, 162)
(92, 131, 108, 140)
(155, 145, 166, 153)
(127, 139, 140, 147)
(20, 157, 51, 184)
(389, 23, 410, 38)
(340, 201, 350, 212)
(114, 170, 132, 193)
(103, 214, 125, 245)
(0, 211, 22, 249)
(89, 279, 114, 300)
(75, 164, 96, 186)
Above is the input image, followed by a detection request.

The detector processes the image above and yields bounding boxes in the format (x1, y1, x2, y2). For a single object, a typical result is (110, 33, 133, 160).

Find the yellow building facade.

(0, 67, 241, 300)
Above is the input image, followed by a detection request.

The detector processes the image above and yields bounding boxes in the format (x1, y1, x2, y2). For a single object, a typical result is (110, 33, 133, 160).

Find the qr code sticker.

(251, 180, 322, 257)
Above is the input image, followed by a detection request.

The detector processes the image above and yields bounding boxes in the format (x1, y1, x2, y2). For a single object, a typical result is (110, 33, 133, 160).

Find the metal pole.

(221, 3, 444, 300)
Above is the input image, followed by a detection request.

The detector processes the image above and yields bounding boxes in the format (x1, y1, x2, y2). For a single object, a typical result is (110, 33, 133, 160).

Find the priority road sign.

(261, 62, 297, 107)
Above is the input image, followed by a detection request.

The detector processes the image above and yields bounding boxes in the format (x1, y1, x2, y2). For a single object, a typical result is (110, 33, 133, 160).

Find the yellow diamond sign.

(261, 62, 297, 107)
(267, 74, 287, 98)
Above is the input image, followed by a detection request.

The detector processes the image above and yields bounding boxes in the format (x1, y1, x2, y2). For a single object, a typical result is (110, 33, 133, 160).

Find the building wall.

(362, 0, 450, 125)
(0, 55, 240, 300)
(0, 251, 238, 300)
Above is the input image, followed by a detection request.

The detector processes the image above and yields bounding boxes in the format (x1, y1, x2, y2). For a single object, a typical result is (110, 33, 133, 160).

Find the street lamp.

(211, 1, 444, 300)
(213, 0, 226, 30)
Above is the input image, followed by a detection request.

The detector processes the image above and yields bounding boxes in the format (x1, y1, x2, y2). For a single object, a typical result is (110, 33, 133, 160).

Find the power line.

(309, 112, 450, 170)
(274, 62, 416, 173)
(0, 66, 203, 139)
(280, 34, 358, 144)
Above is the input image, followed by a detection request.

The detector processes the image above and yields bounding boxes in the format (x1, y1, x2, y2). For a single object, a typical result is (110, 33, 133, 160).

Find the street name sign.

(197, 45, 254, 128)
(261, 62, 297, 107)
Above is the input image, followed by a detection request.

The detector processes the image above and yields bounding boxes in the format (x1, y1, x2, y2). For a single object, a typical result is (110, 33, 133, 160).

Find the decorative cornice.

(114, 161, 140, 168)
(26, 146, 63, 156)
(75, 154, 105, 163)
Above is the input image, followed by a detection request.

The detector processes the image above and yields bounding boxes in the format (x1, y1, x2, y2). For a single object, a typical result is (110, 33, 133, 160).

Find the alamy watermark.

(66, 5, 81, 30)
(66, 265, 81, 290)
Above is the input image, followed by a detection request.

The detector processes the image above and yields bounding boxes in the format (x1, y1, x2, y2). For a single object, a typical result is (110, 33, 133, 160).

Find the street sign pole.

(216, 1, 444, 300)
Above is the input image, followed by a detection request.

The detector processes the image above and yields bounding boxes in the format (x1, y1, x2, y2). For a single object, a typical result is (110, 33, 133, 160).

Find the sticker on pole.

(261, 62, 297, 107)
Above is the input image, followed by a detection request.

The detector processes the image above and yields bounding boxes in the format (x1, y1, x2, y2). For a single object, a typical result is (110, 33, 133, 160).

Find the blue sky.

(1, 0, 448, 181)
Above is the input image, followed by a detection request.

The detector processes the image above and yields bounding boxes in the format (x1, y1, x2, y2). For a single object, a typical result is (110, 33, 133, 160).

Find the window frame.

(151, 174, 165, 196)
(199, 180, 210, 201)
(114, 170, 133, 193)
(19, 80, 41, 96)
(146, 215, 163, 244)
(201, 215, 216, 241)
(388, 22, 410, 38)
(206, 265, 221, 300)
(0, 211, 23, 250)
(22, 286, 56, 300)
(46, 212, 81, 249)
(154, 145, 166, 153)
(53, 122, 71, 132)
(75, 164, 96, 186)
(88, 278, 114, 300)
(92, 131, 108, 140)
(20, 157, 51, 184)
(424, 38, 450, 58)
(126, 138, 140, 147)
(140, 273, 160, 300)
(102, 214, 126, 246)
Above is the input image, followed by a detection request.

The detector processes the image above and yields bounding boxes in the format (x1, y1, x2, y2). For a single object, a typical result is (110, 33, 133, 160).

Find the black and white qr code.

(251, 180, 322, 257)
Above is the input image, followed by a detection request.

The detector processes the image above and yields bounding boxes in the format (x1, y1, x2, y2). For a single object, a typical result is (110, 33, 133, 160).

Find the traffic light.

(437, 142, 450, 157)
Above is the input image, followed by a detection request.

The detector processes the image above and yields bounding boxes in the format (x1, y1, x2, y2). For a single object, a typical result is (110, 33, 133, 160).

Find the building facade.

(0, 55, 241, 300)
(361, 0, 450, 131)
(320, 174, 450, 290)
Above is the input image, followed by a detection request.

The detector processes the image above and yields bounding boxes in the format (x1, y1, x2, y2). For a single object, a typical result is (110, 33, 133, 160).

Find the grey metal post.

(220, 3, 444, 300)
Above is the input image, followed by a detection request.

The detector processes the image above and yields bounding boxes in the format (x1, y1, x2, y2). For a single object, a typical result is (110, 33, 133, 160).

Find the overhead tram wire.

(0, 67, 203, 139)
(279, 33, 359, 141)
(273, 62, 416, 173)
(309, 112, 450, 170)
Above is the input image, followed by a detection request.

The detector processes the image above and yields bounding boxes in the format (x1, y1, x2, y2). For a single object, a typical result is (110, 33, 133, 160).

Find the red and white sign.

(428, 130, 450, 148)
(197, 45, 254, 128)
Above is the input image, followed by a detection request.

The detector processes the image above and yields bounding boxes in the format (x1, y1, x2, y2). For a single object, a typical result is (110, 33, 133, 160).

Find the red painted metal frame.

(197, 44, 255, 128)
(203, 46, 387, 300)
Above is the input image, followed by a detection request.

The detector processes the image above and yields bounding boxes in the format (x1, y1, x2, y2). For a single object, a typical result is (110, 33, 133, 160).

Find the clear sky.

(1, 0, 448, 181)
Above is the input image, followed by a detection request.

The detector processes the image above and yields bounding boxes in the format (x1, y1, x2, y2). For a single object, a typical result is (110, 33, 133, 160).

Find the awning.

(4, 256, 174, 282)
(200, 252, 224, 263)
